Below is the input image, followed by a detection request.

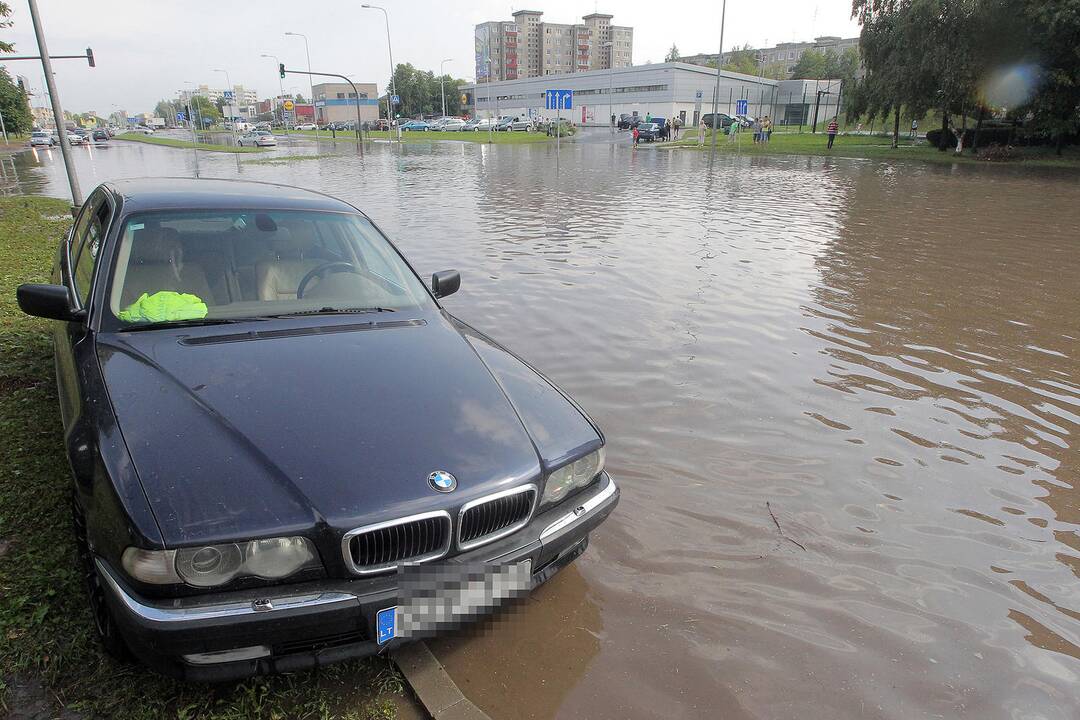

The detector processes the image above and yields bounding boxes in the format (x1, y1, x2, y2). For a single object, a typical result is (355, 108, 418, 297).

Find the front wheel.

(73, 495, 130, 661)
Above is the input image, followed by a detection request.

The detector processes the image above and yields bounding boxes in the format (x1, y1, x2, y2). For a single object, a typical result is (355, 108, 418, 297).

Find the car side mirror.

(16, 283, 83, 322)
(431, 270, 460, 299)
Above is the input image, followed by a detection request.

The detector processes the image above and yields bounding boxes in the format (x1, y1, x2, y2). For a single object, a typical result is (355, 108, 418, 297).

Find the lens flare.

(979, 63, 1041, 111)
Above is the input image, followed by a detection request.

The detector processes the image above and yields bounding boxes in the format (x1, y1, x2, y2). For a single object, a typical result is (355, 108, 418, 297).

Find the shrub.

(976, 143, 1019, 162)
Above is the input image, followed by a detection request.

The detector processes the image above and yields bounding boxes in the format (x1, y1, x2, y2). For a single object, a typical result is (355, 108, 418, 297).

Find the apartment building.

(474, 10, 632, 82)
(681, 36, 860, 78)
(179, 85, 259, 108)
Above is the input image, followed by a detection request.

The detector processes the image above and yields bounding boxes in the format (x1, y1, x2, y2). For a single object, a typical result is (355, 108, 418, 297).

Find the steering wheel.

(296, 261, 361, 299)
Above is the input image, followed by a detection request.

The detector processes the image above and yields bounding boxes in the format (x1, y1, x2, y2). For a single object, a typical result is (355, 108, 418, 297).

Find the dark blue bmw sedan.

(17, 178, 619, 680)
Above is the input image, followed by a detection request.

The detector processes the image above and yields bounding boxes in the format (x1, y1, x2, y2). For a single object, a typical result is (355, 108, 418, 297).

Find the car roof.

(104, 178, 359, 215)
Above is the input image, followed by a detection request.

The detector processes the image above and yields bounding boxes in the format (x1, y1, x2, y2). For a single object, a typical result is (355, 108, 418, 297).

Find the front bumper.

(98, 474, 619, 681)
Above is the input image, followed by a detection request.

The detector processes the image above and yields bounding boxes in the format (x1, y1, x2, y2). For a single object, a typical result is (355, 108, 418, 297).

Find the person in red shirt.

(827, 117, 839, 149)
(632, 125, 640, 145)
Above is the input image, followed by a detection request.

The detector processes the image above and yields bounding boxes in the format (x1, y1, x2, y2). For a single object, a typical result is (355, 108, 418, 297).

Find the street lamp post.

(261, 53, 288, 132)
(27, 0, 81, 205)
(603, 41, 614, 133)
(212, 68, 237, 139)
(285, 32, 318, 140)
(362, 5, 399, 140)
(710, 0, 728, 153)
(486, 59, 493, 144)
(440, 58, 453, 119)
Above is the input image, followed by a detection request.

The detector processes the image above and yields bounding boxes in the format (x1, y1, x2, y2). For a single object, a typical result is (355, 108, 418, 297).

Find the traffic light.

(86, 48, 95, 68)
(279, 63, 286, 79)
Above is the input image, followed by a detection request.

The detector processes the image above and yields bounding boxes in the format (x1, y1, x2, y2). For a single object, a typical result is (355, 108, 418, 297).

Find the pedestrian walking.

(728, 118, 739, 143)
(645, 112, 652, 124)
(632, 125, 640, 145)
(611, 113, 616, 128)
(909, 118, 918, 139)
(763, 116, 773, 142)
(673, 116, 681, 140)
(826, 116, 839, 149)
(698, 118, 705, 146)
(752, 117, 762, 143)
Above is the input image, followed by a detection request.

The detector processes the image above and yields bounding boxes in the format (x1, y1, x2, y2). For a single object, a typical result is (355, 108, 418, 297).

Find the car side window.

(72, 193, 111, 307)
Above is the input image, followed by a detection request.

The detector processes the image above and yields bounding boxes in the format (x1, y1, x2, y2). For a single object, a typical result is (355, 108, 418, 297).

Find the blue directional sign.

(545, 89, 573, 110)
(176, 111, 186, 122)
(736, 98, 748, 115)
(391, 94, 400, 105)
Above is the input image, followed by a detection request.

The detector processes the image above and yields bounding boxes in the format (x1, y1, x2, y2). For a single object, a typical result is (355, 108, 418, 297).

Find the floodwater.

(9, 134, 1080, 719)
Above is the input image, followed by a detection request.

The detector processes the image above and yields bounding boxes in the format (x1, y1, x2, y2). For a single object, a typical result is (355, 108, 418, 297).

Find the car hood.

(97, 313, 597, 547)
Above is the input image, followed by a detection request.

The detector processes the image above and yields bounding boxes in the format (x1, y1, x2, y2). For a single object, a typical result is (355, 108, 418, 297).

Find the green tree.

(153, 99, 178, 122)
(665, 44, 680, 63)
(293, 93, 307, 104)
(0, 67, 33, 133)
(189, 95, 221, 126)
(722, 44, 760, 75)
(1019, 0, 1080, 154)
(0, 2, 15, 53)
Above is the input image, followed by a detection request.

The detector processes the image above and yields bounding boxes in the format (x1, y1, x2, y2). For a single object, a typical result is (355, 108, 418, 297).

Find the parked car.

(493, 116, 516, 131)
(253, 122, 272, 132)
(29, 130, 55, 147)
(428, 117, 451, 130)
(617, 114, 640, 130)
(734, 114, 756, 128)
(295, 123, 318, 131)
(399, 120, 431, 132)
(237, 130, 278, 147)
(440, 118, 465, 131)
(16, 178, 619, 680)
(464, 118, 495, 132)
(636, 122, 662, 142)
(125, 126, 154, 135)
(373, 119, 390, 131)
(700, 113, 734, 130)
(508, 117, 534, 132)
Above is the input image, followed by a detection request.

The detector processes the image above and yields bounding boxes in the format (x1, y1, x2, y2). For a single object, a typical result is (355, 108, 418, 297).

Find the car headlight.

(122, 536, 320, 587)
(542, 447, 605, 506)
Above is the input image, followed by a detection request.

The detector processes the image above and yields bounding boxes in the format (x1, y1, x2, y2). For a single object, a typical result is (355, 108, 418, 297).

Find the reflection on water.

(13, 140, 1080, 719)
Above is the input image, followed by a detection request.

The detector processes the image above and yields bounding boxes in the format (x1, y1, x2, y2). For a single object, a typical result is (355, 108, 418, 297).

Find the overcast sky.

(2, 0, 860, 115)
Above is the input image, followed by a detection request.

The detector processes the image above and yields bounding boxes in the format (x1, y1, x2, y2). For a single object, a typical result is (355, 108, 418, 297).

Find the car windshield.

(106, 209, 433, 327)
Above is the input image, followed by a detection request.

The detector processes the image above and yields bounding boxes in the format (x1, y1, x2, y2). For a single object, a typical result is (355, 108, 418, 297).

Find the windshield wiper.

(269, 307, 396, 317)
(119, 317, 270, 332)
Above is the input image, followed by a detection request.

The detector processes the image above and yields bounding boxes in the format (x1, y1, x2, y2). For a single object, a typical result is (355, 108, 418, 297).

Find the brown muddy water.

(10, 137, 1080, 719)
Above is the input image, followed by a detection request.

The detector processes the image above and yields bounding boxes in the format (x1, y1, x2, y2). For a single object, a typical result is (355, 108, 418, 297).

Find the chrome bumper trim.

(539, 477, 618, 541)
(95, 559, 359, 625)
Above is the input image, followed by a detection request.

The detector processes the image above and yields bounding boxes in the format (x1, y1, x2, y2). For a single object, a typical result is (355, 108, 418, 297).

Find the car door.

(54, 189, 112, 432)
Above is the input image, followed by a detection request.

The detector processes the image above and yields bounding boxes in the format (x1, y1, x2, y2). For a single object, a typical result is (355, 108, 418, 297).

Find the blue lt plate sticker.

(376, 607, 396, 645)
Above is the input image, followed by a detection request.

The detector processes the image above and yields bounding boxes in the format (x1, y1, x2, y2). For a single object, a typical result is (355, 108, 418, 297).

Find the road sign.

(391, 94, 400, 105)
(736, 98, 748, 115)
(545, 89, 573, 110)
(176, 111, 186, 122)
(223, 90, 235, 101)
(695, 90, 703, 100)
(283, 100, 295, 111)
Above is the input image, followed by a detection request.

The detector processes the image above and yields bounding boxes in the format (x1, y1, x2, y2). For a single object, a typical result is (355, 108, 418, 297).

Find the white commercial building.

(464, 62, 842, 128)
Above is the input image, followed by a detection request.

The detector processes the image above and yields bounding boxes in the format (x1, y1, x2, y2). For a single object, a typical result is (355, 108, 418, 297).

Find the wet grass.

(289, 129, 552, 144)
(668, 129, 1080, 168)
(0, 195, 403, 718)
(241, 153, 342, 166)
(114, 133, 264, 154)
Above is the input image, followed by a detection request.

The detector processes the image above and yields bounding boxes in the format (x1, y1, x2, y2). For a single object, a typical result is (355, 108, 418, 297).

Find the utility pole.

(439, 58, 453, 118)
(363, 5, 399, 141)
(27, 0, 81, 206)
(709, 0, 727, 153)
(604, 41, 614, 133)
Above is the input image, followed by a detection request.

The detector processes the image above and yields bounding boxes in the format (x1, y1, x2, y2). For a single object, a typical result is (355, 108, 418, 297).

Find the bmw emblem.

(428, 470, 457, 493)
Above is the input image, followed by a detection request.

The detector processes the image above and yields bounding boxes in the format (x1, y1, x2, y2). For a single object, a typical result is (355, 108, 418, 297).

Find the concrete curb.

(392, 642, 491, 720)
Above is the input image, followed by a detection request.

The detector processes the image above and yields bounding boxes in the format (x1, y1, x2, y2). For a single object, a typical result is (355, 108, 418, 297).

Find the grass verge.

(288, 129, 552, 144)
(0, 196, 403, 719)
(114, 133, 263, 154)
(667, 129, 1080, 168)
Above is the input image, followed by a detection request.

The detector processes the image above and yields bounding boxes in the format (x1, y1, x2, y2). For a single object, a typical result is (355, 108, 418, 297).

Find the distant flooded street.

(10, 137, 1079, 719)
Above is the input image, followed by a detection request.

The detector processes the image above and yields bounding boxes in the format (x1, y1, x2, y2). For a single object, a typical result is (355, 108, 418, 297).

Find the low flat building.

(312, 82, 379, 125)
(464, 62, 840, 128)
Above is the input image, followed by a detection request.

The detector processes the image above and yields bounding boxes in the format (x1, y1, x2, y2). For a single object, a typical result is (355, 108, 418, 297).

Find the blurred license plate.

(376, 560, 532, 644)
